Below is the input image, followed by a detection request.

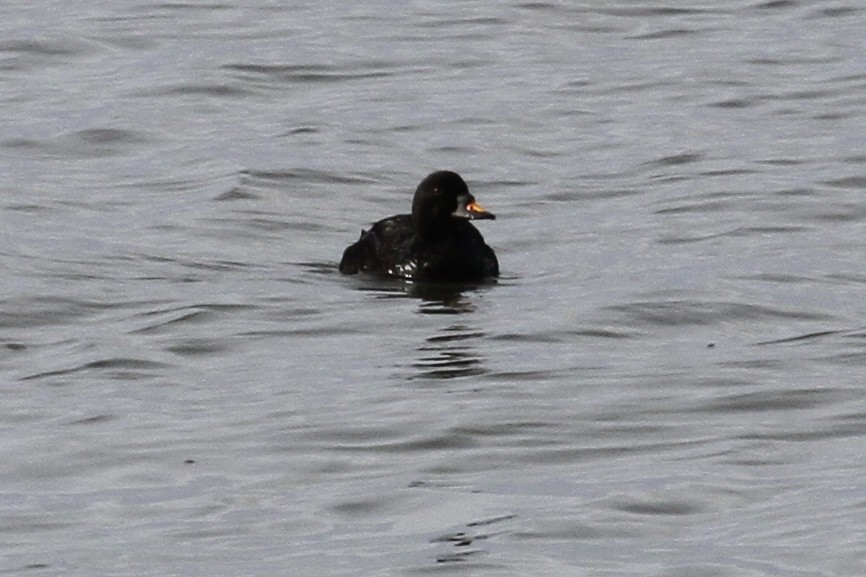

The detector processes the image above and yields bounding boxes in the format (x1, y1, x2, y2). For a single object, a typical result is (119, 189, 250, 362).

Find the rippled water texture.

(3, 1, 866, 575)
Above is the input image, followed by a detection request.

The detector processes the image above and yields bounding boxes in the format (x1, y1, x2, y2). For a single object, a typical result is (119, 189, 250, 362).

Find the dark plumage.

(339, 171, 499, 282)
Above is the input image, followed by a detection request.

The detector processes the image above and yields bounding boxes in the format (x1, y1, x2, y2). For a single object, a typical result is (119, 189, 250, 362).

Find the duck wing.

(338, 215, 413, 275)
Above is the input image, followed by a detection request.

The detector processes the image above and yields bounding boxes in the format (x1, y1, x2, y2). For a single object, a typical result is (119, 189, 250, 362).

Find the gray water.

(3, 1, 866, 575)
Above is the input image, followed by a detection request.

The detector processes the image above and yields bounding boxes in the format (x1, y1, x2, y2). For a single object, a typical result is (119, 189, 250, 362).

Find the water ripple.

(22, 357, 171, 383)
(607, 300, 830, 327)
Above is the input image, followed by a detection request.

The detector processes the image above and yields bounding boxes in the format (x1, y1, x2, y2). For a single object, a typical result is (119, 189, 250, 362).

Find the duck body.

(339, 171, 498, 282)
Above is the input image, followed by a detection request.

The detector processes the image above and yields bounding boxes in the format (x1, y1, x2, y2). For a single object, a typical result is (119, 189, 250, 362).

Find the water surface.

(2, 1, 866, 575)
